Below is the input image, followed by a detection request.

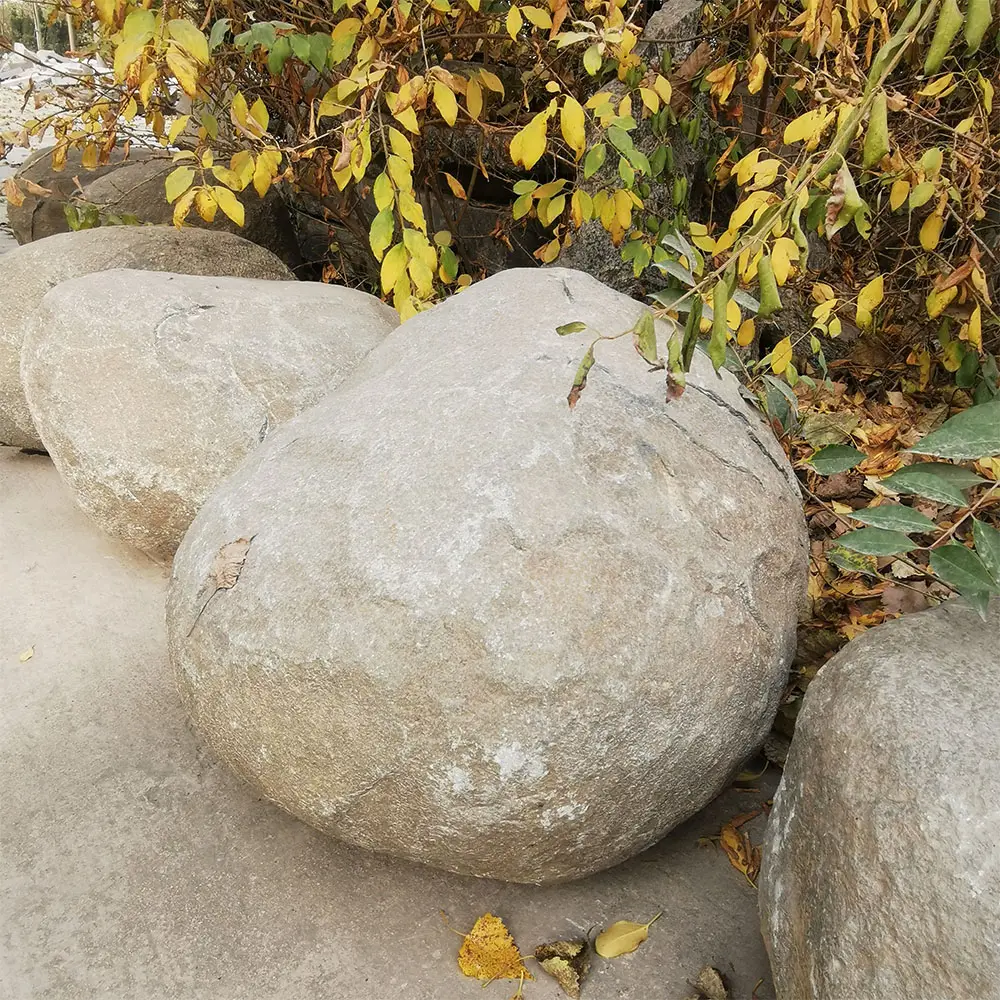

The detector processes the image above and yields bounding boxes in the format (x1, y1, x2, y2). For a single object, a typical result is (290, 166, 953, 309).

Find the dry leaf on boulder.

(212, 537, 253, 589)
(457, 913, 532, 986)
(18, 646, 34, 662)
(686, 965, 728, 1000)
(594, 913, 661, 958)
(534, 939, 591, 998)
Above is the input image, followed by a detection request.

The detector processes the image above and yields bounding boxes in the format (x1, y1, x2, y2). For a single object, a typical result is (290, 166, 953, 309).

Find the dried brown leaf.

(534, 939, 590, 998)
(212, 538, 252, 589)
(457, 914, 532, 984)
(693, 965, 729, 1000)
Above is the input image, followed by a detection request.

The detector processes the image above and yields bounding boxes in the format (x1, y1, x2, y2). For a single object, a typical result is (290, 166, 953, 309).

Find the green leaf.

(267, 35, 292, 74)
(808, 444, 865, 475)
(930, 543, 1000, 594)
(848, 504, 938, 533)
(209, 18, 230, 50)
(880, 463, 985, 506)
(368, 207, 394, 261)
(583, 44, 602, 75)
(290, 33, 311, 62)
(838, 527, 917, 556)
(556, 321, 587, 336)
(568, 345, 596, 408)
(906, 400, 1000, 460)
(972, 518, 1000, 585)
(828, 545, 880, 577)
(583, 143, 606, 180)
(633, 311, 657, 364)
(439, 245, 459, 282)
(962, 590, 992, 619)
(309, 32, 331, 71)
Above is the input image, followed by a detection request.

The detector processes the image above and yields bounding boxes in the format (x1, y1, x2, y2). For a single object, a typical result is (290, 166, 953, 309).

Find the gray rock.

(21, 268, 397, 560)
(760, 599, 1000, 1000)
(0, 225, 293, 451)
(6, 146, 302, 268)
(167, 267, 807, 884)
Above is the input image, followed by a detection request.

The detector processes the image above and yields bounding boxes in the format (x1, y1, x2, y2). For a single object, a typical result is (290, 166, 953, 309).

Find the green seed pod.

(862, 91, 890, 169)
(664, 146, 674, 173)
(709, 281, 729, 371)
(672, 175, 688, 206)
(965, 0, 993, 51)
(757, 254, 783, 319)
(660, 46, 672, 76)
(924, 0, 964, 74)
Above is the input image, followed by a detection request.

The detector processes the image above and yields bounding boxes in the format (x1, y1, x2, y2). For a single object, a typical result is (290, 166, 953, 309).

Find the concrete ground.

(1, 447, 777, 1000)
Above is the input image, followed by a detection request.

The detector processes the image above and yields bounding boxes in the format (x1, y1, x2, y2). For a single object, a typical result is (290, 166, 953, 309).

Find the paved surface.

(1, 447, 777, 1000)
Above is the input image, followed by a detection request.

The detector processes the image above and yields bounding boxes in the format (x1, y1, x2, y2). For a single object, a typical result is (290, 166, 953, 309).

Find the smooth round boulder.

(760, 599, 1000, 999)
(167, 267, 808, 884)
(0, 225, 293, 451)
(21, 268, 397, 560)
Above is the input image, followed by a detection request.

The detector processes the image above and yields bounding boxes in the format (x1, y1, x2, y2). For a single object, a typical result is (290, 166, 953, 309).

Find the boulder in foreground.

(168, 267, 808, 883)
(761, 599, 1000, 999)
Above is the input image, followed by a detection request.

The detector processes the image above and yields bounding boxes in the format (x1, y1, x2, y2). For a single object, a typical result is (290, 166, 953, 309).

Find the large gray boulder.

(760, 599, 1000, 999)
(6, 146, 302, 268)
(0, 226, 293, 451)
(167, 267, 808, 884)
(21, 269, 397, 561)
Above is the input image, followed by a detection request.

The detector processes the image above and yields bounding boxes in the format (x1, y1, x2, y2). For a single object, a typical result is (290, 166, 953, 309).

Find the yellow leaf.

(167, 18, 209, 65)
(734, 147, 762, 187)
(18, 646, 33, 662)
(466, 78, 483, 120)
(457, 914, 533, 983)
(164, 165, 194, 203)
(920, 212, 944, 251)
(167, 115, 191, 145)
(812, 282, 835, 303)
(166, 45, 199, 97)
(249, 98, 269, 134)
(771, 237, 799, 285)
(123, 97, 138, 122)
(704, 60, 736, 104)
(433, 81, 459, 126)
(380, 242, 408, 294)
(478, 69, 504, 95)
(510, 114, 548, 169)
(172, 186, 196, 226)
(966, 304, 983, 351)
(212, 186, 245, 226)
(231, 92, 249, 128)
(560, 96, 586, 160)
(506, 5, 523, 38)
(614, 188, 632, 231)
(813, 298, 838, 323)
(521, 4, 552, 27)
(978, 72, 994, 113)
(783, 106, 832, 145)
(653, 75, 672, 105)
(737, 317, 756, 347)
(394, 105, 420, 134)
(726, 297, 741, 331)
(889, 178, 909, 211)
(94, 0, 115, 26)
(594, 915, 661, 959)
(195, 186, 218, 222)
(747, 52, 767, 94)
(917, 73, 954, 97)
(955, 116, 976, 134)
(926, 285, 958, 318)
(771, 336, 793, 373)
(534, 237, 561, 263)
(856, 274, 884, 327)
(639, 87, 659, 113)
(443, 172, 467, 199)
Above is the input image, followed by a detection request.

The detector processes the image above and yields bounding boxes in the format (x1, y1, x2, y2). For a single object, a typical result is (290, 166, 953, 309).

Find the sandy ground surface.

(1, 446, 778, 1000)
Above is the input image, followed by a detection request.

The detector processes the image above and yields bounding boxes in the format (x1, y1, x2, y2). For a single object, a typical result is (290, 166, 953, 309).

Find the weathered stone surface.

(7, 146, 302, 267)
(167, 266, 807, 884)
(0, 225, 293, 451)
(760, 599, 1000, 1000)
(21, 268, 396, 560)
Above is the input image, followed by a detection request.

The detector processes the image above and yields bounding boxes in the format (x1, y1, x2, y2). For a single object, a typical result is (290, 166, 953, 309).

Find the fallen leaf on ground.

(457, 913, 532, 985)
(534, 939, 590, 998)
(594, 913, 661, 958)
(18, 646, 34, 662)
(719, 822, 761, 885)
(688, 965, 728, 1000)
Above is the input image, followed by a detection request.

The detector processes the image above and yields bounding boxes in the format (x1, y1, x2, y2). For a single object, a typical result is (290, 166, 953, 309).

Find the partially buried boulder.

(167, 266, 807, 884)
(21, 269, 397, 561)
(6, 146, 302, 268)
(760, 599, 1000, 999)
(0, 226, 293, 451)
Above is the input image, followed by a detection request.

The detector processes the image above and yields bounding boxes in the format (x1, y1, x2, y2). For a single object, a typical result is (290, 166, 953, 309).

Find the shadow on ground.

(1, 448, 777, 1000)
